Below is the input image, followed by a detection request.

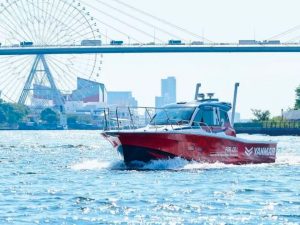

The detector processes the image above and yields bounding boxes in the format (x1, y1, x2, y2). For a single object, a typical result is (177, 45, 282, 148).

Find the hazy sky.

(86, 0, 300, 119)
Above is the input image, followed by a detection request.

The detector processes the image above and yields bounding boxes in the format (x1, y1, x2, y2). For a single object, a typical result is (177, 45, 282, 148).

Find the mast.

(194, 83, 201, 100)
(231, 83, 240, 125)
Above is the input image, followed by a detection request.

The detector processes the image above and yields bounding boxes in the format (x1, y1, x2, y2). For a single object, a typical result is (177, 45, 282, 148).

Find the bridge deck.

(1, 45, 300, 55)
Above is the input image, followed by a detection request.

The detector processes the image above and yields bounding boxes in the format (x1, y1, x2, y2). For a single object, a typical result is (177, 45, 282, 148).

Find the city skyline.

(0, 0, 300, 119)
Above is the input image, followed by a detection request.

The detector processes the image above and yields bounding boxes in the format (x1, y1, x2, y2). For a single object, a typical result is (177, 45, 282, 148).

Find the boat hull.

(102, 131, 277, 165)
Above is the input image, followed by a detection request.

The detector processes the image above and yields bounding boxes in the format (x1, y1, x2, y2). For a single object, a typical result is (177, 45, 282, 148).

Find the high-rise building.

(155, 96, 164, 109)
(71, 77, 107, 103)
(155, 76, 177, 108)
(107, 91, 138, 107)
(161, 76, 176, 103)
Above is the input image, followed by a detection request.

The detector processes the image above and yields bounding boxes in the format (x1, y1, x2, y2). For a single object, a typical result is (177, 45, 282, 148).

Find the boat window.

(193, 106, 224, 126)
(150, 107, 196, 125)
(219, 109, 230, 124)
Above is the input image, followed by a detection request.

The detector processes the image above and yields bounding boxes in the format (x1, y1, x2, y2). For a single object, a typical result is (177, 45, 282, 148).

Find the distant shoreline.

(1, 127, 300, 136)
(234, 122, 300, 136)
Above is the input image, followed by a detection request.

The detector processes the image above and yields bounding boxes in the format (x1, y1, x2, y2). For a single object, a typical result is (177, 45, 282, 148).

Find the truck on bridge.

(239, 40, 281, 45)
(168, 40, 183, 45)
(20, 41, 33, 47)
(191, 41, 204, 45)
(81, 40, 102, 46)
(262, 40, 281, 45)
(110, 40, 124, 45)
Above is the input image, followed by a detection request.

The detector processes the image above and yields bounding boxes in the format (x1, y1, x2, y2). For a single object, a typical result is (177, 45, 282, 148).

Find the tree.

(0, 108, 5, 123)
(76, 114, 92, 124)
(40, 108, 59, 124)
(8, 103, 29, 124)
(0, 101, 29, 125)
(67, 115, 77, 125)
(251, 109, 271, 122)
(295, 85, 300, 110)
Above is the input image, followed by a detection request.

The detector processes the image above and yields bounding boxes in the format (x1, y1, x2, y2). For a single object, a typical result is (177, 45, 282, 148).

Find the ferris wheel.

(0, 0, 103, 108)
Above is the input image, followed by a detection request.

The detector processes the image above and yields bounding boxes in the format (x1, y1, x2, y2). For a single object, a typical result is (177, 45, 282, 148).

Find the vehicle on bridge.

(81, 40, 102, 46)
(239, 40, 257, 45)
(110, 40, 124, 45)
(20, 41, 33, 47)
(262, 40, 281, 45)
(239, 40, 281, 45)
(146, 42, 155, 45)
(168, 40, 183, 45)
(191, 41, 204, 45)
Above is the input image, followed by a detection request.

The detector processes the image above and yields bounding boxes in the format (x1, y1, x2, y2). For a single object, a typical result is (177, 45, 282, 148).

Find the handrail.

(128, 107, 135, 129)
(234, 121, 300, 129)
(102, 106, 165, 130)
(102, 106, 228, 133)
(116, 108, 120, 130)
(263, 121, 300, 129)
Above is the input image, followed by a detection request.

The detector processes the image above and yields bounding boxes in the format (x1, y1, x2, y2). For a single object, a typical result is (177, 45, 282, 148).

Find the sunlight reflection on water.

(0, 131, 299, 224)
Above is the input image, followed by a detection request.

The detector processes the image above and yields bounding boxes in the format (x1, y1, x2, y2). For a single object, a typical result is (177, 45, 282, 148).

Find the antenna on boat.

(207, 93, 214, 99)
(231, 83, 240, 125)
(194, 83, 201, 100)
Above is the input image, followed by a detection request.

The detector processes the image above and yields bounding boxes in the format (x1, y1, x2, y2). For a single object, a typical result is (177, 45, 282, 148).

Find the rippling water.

(0, 131, 299, 224)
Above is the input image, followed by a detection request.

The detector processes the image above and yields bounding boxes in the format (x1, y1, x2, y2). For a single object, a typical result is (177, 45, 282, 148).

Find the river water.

(0, 131, 299, 224)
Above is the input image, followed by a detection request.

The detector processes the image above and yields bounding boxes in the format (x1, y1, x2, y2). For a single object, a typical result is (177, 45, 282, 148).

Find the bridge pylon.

(18, 54, 65, 112)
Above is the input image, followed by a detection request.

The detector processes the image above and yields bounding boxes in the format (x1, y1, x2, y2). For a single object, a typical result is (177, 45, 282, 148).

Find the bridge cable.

(266, 24, 300, 41)
(93, 0, 188, 43)
(83, 1, 165, 43)
(110, 0, 213, 43)
(92, 17, 144, 44)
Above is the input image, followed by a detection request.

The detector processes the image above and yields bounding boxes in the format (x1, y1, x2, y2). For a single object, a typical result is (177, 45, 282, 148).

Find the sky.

(85, 0, 300, 118)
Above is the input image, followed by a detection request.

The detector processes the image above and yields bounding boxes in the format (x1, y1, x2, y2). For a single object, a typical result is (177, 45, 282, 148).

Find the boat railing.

(102, 106, 157, 131)
(102, 106, 213, 133)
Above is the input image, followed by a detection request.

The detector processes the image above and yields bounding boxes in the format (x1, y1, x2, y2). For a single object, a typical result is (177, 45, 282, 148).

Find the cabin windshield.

(150, 107, 196, 125)
(192, 106, 230, 126)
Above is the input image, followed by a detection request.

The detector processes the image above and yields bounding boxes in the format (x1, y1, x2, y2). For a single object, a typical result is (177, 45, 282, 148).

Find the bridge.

(1, 44, 300, 55)
(0, 0, 300, 116)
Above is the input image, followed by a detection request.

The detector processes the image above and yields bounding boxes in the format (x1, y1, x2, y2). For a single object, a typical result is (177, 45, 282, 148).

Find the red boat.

(102, 83, 277, 165)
